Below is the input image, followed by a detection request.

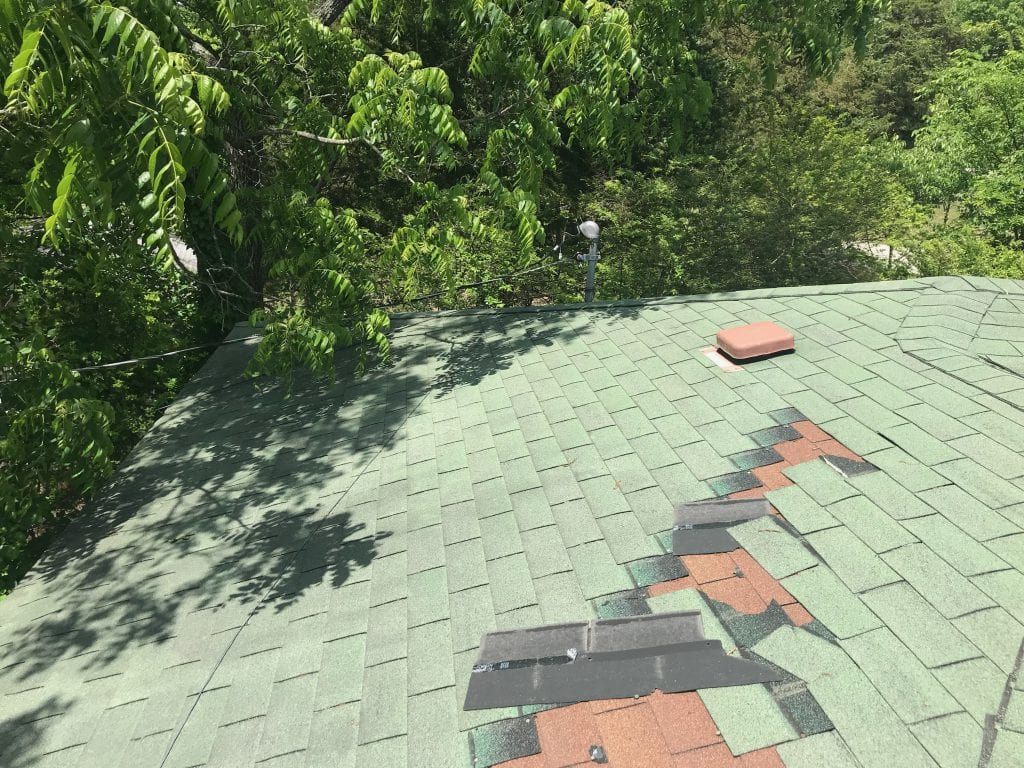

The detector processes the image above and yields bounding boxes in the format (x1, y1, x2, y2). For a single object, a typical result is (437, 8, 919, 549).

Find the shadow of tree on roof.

(0, 305, 592, 763)
(0, 695, 82, 768)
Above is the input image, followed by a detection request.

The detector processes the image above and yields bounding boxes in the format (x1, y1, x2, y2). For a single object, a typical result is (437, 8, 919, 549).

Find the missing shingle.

(464, 611, 783, 710)
(468, 716, 541, 767)
(821, 454, 878, 478)
(703, 598, 792, 651)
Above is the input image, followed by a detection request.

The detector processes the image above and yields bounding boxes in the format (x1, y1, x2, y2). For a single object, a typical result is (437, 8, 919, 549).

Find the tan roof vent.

(716, 321, 794, 361)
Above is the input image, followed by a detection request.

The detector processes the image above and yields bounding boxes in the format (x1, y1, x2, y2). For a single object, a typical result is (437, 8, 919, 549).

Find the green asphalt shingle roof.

(3, 275, 1024, 767)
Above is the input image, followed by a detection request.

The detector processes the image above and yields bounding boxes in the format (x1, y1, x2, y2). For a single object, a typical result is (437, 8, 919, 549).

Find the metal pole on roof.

(578, 220, 601, 303)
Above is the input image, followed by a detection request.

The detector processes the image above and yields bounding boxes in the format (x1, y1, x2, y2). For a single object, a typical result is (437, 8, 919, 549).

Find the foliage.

(0, 0, 895, 587)
(909, 50, 1024, 264)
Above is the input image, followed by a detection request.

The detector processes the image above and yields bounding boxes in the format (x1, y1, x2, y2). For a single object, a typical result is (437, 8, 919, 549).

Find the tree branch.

(259, 127, 359, 145)
(261, 128, 417, 184)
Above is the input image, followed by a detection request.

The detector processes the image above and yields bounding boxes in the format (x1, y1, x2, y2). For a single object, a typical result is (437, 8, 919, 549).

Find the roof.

(3, 275, 1024, 768)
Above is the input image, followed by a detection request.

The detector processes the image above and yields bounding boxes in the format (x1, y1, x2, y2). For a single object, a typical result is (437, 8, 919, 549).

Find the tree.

(910, 50, 1024, 260)
(0, 0, 890, 581)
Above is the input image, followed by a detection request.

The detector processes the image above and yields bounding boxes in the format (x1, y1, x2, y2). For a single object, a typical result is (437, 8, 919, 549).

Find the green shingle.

(448, 585, 496, 653)
(882, 543, 995, 619)
(765, 485, 838, 534)
(862, 447, 947, 492)
(878, 423, 961, 466)
(902, 514, 1008, 577)
(650, 413, 702, 448)
(952, 607, 1024, 673)
(508, 488, 556, 533)
(445, 539, 489, 594)
(698, 685, 798, 755)
(852, 377, 919, 410)
(533, 571, 594, 623)
(840, 627, 960, 723)
(625, 485, 677, 535)
(597, 512, 662, 563)
(806, 527, 900, 593)
(898, 403, 976, 441)
(782, 565, 881, 639)
(932, 657, 1006, 726)
(785, 389, 847, 423)
(910, 712, 985, 768)
(365, 598, 408, 667)
(520, 526, 572, 579)
(752, 626, 939, 768)
(776, 731, 860, 768)
(754, 368, 807, 396)
(442, 500, 482, 545)
(679, 440, 740, 480)
(407, 621, 455, 695)
(803, 372, 860, 402)
(819, 415, 891, 455)
(938, 457, 1024, 508)
(407, 687, 463, 768)
(860, 583, 979, 668)
(918, 485, 1018, 542)
(909, 383, 986, 418)
(848, 472, 935, 520)
(729, 515, 819, 579)
(357, 659, 408, 743)
(604, 453, 657, 494)
(408, 567, 451, 629)
(674, 395, 723, 427)
(550, 497, 604, 547)
(783, 460, 857, 506)
(315, 634, 367, 710)
(500, 457, 542, 495)
(647, 587, 735, 653)
(478, 512, 525, 561)
(989, 726, 1024, 768)
(566, 540, 634, 599)
(949, 433, 1024, 480)
(486, 553, 537, 614)
(839, 395, 907, 430)
(972, 569, 1024, 623)
(700, 420, 759, 457)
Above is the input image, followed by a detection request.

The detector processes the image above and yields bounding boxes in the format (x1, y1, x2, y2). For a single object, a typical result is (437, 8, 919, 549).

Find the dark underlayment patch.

(700, 593, 834, 737)
(672, 499, 770, 555)
(464, 611, 782, 710)
(469, 715, 543, 767)
(769, 407, 807, 425)
(627, 554, 688, 588)
(708, 471, 763, 496)
(749, 424, 802, 447)
(821, 454, 879, 477)
(730, 447, 785, 471)
(595, 589, 651, 619)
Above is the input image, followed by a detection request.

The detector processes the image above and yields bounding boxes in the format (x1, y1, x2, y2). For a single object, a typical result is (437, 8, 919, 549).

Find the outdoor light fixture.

(578, 220, 601, 240)
(576, 219, 601, 302)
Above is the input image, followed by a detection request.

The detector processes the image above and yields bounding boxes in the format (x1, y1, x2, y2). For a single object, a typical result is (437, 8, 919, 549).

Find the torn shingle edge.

(671, 498, 771, 556)
(463, 611, 782, 710)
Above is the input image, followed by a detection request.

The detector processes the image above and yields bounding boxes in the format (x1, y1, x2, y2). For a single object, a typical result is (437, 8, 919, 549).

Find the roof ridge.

(382, 276, 1024, 322)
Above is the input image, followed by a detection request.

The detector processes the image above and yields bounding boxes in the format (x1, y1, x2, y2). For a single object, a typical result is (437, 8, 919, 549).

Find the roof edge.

(383, 275, 1024, 322)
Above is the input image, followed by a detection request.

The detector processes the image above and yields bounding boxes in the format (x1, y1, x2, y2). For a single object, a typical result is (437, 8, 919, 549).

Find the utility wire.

(376, 256, 566, 309)
(53, 257, 567, 373)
